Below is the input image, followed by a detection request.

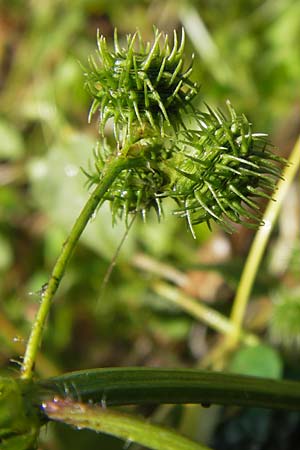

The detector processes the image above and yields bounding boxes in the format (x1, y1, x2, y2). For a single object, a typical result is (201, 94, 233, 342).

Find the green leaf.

(0, 120, 24, 160)
(0, 377, 41, 450)
(269, 287, 300, 349)
(229, 344, 282, 379)
(0, 234, 13, 272)
(39, 366, 300, 411)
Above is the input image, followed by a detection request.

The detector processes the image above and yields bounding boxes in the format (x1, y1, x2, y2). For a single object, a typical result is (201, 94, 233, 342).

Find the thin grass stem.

(226, 136, 300, 349)
(153, 281, 258, 346)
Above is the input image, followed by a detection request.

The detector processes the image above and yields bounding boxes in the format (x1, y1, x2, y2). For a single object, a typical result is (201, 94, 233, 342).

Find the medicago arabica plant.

(1, 27, 296, 450)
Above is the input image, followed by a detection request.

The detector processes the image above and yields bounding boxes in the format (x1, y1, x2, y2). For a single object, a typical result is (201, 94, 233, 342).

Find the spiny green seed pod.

(86, 136, 172, 223)
(85, 27, 198, 143)
(166, 101, 286, 233)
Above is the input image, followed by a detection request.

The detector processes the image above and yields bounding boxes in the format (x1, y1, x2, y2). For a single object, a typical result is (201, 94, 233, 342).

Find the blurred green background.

(0, 1, 300, 449)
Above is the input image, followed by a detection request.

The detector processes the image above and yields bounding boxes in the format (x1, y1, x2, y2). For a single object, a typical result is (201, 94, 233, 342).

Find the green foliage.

(0, 1, 299, 449)
(229, 344, 282, 379)
(0, 120, 24, 161)
(269, 288, 300, 350)
(0, 378, 40, 450)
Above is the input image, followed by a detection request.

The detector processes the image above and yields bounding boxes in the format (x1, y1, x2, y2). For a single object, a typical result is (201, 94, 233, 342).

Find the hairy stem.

(21, 156, 144, 380)
(227, 136, 300, 349)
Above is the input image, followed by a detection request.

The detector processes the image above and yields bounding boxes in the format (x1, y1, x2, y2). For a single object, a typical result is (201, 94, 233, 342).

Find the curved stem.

(43, 397, 209, 450)
(227, 136, 300, 349)
(21, 156, 144, 380)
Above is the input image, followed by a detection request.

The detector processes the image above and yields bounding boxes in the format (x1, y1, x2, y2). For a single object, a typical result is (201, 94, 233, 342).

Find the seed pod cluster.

(85, 29, 285, 233)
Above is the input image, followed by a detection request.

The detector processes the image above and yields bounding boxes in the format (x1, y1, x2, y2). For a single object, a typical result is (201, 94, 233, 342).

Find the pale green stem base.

(43, 398, 209, 450)
(227, 136, 300, 349)
(21, 156, 144, 379)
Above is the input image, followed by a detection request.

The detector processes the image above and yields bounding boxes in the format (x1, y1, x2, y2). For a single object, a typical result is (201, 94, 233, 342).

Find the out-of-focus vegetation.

(0, 1, 299, 449)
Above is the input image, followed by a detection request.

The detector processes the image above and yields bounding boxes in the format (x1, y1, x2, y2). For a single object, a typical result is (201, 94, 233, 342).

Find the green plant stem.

(132, 253, 188, 287)
(43, 398, 209, 450)
(227, 136, 300, 349)
(153, 281, 259, 346)
(21, 156, 144, 380)
(0, 311, 59, 377)
(39, 367, 300, 411)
